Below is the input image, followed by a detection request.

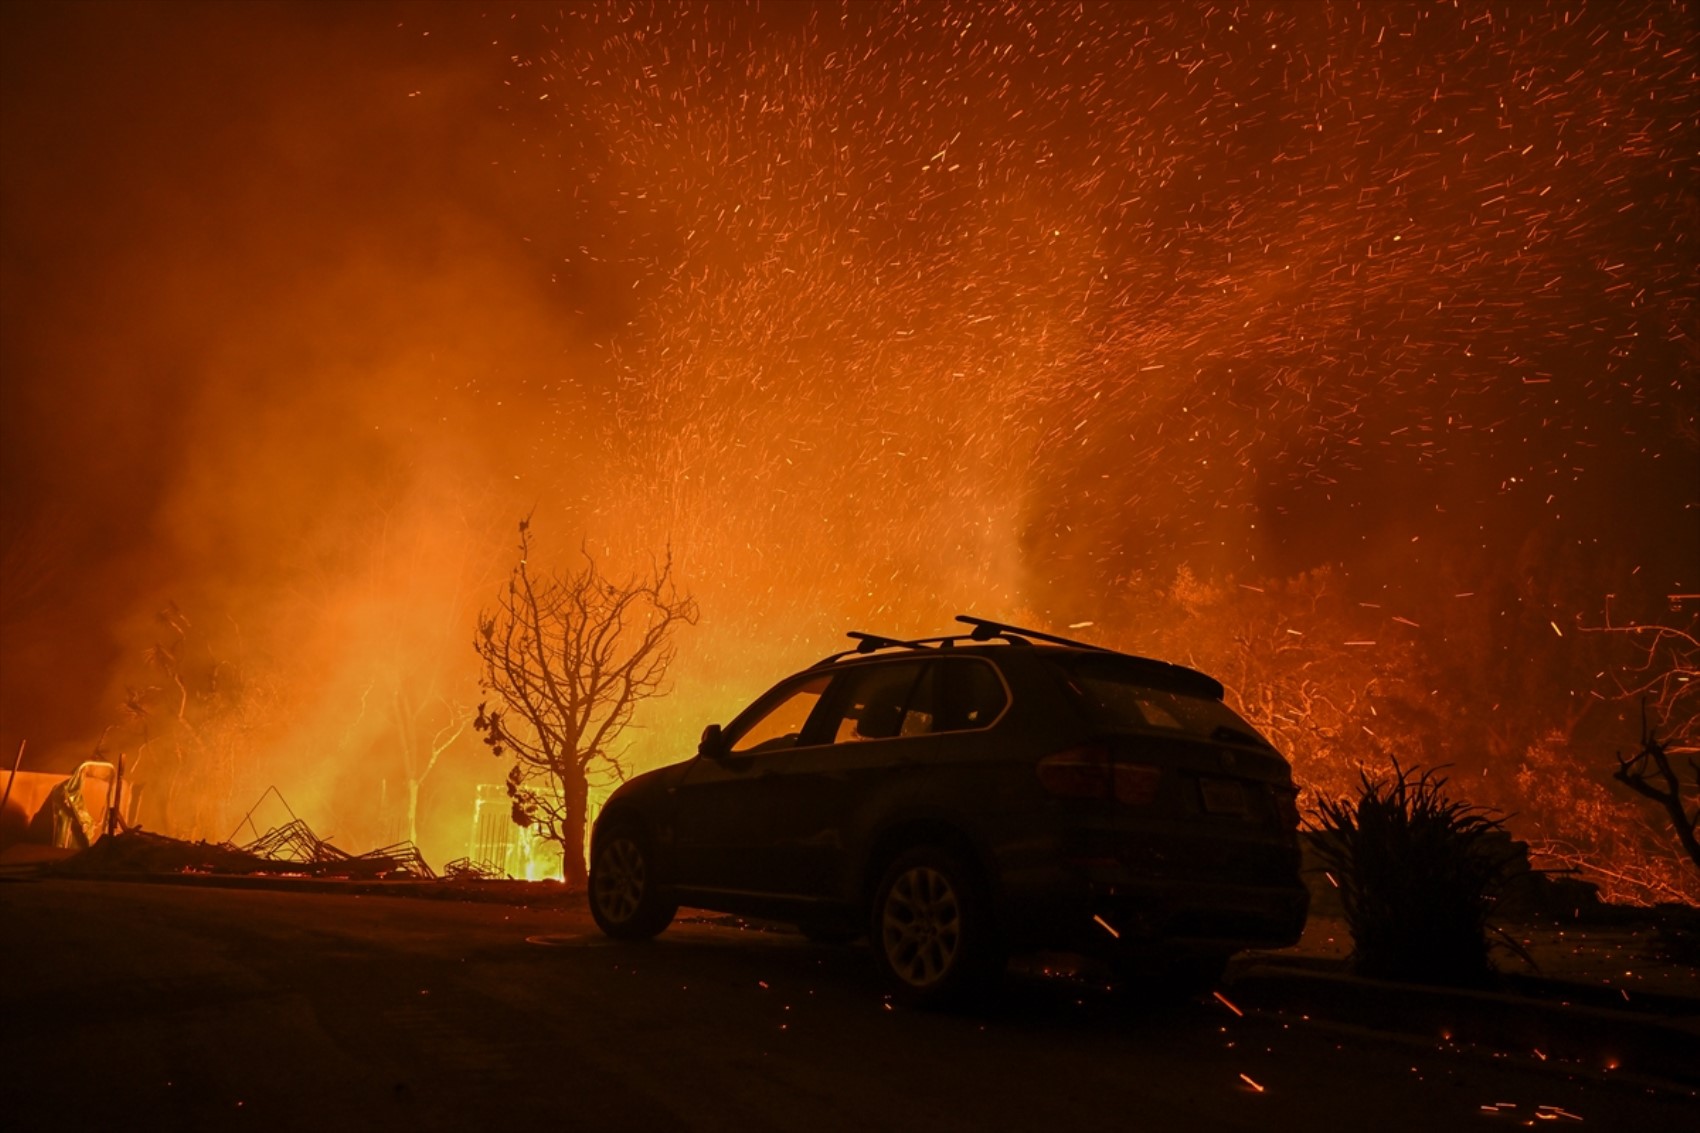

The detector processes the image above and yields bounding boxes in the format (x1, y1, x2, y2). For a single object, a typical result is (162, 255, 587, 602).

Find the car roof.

(808, 616, 1225, 700)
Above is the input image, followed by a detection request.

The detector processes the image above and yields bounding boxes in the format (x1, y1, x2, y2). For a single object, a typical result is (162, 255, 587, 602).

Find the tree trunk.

(163, 745, 182, 836)
(407, 779, 420, 847)
(563, 772, 590, 888)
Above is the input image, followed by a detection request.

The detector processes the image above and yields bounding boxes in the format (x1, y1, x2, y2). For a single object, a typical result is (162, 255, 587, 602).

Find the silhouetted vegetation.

(1311, 763, 1518, 985)
(473, 519, 697, 887)
(1615, 714, 1700, 873)
(1595, 622, 1699, 873)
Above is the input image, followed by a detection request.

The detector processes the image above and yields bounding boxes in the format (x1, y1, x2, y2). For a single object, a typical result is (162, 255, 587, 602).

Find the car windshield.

(729, 675, 831, 754)
(1052, 657, 1271, 748)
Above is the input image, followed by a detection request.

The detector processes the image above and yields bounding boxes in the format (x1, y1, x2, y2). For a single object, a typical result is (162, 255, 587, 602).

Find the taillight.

(1037, 746, 1163, 805)
(1036, 745, 1112, 798)
(1113, 763, 1162, 806)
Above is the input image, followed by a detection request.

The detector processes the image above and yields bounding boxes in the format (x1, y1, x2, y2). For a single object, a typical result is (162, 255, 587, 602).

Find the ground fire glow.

(1, 2, 1693, 900)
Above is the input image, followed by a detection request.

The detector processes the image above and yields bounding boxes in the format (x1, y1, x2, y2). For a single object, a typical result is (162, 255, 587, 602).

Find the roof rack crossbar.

(808, 622, 1113, 670)
(954, 615, 1112, 652)
(847, 631, 929, 654)
(809, 632, 976, 669)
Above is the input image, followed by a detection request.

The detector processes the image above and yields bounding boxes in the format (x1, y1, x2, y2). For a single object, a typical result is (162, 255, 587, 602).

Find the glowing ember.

(0, 3, 1692, 894)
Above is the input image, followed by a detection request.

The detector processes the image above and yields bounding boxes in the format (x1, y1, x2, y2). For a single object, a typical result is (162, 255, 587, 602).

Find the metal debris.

(238, 818, 343, 866)
(443, 857, 508, 881)
(357, 840, 436, 880)
(227, 787, 436, 880)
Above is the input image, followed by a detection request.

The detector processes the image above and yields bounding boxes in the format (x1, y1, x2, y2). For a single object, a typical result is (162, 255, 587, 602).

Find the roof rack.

(959, 616, 1221, 698)
(846, 631, 929, 653)
(954, 615, 1113, 652)
(805, 616, 1223, 699)
(810, 632, 959, 669)
(808, 614, 1111, 669)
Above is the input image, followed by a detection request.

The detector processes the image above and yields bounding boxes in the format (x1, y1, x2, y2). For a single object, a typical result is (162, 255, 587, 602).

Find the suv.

(588, 616, 1308, 1005)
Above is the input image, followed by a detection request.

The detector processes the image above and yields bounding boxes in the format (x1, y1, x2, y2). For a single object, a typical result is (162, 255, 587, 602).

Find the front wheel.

(588, 827, 677, 940)
(869, 846, 1003, 1007)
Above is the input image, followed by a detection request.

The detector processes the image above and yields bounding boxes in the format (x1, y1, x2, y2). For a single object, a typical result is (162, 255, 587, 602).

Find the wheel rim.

(593, 837, 645, 923)
(880, 865, 963, 988)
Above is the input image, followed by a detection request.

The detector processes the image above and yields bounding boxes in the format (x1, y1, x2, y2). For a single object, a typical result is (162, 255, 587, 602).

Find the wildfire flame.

(0, 3, 1692, 898)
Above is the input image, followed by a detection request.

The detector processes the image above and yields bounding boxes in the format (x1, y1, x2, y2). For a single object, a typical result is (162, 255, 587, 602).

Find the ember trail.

(0, 2, 1693, 903)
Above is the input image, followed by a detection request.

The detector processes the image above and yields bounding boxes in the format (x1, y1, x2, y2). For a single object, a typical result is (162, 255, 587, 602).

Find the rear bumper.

(993, 847, 1310, 954)
(1085, 877, 1310, 950)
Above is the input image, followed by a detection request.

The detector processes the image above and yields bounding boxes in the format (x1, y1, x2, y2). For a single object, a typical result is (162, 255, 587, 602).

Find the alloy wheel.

(593, 836, 646, 924)
(879, 864, 964, 988)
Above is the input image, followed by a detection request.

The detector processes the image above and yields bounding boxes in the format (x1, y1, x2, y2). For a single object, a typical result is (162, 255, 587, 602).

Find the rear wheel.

(588, 827, 677, 940)
(869, 846, 1003, 1007)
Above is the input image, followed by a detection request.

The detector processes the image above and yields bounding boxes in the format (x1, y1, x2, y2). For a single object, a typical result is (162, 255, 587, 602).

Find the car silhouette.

(588, 616, 1309, 1005)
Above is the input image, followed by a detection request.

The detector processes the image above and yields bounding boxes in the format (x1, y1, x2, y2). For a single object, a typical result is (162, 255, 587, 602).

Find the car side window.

(898, 664, 938, 736)
(827, 662, 931, 743)
(935, 659, 1008, 731)
(728, 675, 832, 755)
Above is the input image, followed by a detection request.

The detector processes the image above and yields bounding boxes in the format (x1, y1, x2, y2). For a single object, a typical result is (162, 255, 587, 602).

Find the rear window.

(1053, 658, 1270, 748)
(934, 658, 1007, 731)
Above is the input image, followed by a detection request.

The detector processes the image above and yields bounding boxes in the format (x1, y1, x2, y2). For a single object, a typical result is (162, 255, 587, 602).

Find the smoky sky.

(2, 0, 1696, 781)
(1, 1, 583, 764)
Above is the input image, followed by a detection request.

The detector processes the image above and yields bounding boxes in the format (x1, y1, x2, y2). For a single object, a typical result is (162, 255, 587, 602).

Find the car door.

(669, 672, 835, 896)
(754, 660, 947, 900)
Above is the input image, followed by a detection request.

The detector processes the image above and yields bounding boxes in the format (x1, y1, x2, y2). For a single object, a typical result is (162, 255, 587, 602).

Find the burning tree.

(473, 520, 697, 886)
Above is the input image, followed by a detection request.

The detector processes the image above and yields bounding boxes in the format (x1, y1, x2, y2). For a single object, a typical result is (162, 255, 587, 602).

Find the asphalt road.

(0, 879, 1688, 1131)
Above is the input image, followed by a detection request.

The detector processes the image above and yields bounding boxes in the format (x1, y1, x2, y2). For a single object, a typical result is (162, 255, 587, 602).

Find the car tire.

(869, 845, 1003, 1007)
(588, 826, 677, 940)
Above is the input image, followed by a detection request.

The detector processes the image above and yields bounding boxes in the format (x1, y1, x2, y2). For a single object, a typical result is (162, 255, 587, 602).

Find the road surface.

(0, 879, 1687, 1131)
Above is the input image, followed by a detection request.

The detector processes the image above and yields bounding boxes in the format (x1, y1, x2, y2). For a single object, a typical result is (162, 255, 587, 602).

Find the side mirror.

(698, 723, 728, 761)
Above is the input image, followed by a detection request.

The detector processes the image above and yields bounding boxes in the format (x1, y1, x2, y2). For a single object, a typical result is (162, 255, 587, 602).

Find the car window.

(827, 662, 930, 743)
(1056, 658, 1270, 747)
(935, 659, 1008, 731)
(729, 675, 832, 754)
(899, 665, 938, 736)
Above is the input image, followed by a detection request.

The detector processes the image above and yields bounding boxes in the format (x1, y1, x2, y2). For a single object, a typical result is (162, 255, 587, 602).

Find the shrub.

(1311, 762, 1517, 985)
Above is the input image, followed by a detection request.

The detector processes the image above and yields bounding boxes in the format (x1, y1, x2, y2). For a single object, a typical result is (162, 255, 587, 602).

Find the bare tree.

(1581, 612, 1700, 876)
(391, 680, 468, 846)
(139, 603, 278, 840)
(344, 492, 496, 854)
(1614, 706, 1700, 871)
(473, 520, 698, 887)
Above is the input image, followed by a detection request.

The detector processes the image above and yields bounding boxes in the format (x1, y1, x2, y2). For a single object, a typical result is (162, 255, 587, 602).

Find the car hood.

(606, 758, 693, 804)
